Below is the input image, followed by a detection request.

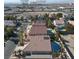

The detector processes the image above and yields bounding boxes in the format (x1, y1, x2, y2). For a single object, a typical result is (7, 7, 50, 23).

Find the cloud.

(4, 0, 74, 3)
(29, 0, 36, 2)
(4, 0, 21, 3)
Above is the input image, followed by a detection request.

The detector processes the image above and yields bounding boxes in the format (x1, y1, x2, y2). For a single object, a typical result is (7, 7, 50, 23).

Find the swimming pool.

(51, 41, 61, 53)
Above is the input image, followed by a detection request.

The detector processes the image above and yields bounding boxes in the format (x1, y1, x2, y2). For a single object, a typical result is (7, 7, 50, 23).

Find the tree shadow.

(10, 39, 19, 44)
(59, 30, 74, 35)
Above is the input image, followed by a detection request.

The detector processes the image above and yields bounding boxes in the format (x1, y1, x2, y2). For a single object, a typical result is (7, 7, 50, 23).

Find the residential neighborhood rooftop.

(4, 20, 15, 26)
(29, 21, 47, 36)
(53, 18, 64, 26)
(24, 21, 52, 53)
(68, 20, 74, 26)
(23, 35, 52, 52)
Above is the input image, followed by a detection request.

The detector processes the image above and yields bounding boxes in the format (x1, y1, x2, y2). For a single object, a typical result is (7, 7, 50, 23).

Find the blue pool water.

(51, 41, 61, 53)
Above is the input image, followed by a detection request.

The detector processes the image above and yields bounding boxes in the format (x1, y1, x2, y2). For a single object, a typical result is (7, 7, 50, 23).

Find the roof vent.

(44, 37, 49, 40)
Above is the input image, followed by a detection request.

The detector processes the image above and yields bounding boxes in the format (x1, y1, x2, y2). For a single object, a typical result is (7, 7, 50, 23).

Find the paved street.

(61, 34, 74, 59)
(4, 40, 16, 59)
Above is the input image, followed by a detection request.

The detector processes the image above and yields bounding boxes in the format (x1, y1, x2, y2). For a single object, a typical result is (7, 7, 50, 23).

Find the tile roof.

(29, 21, 47, 36)
(29, 25, 47, 35)
(68, 20, 74, 26)
(23, 35, 52, 52)
(24, 21, 52, 52)
(4, 20, 15, 26)
(54, 19, 64, 26)
(33, 21, 46, 26)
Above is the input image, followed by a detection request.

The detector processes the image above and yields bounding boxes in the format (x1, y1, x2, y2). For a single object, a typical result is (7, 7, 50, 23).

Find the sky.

(4, 0, 74, 4)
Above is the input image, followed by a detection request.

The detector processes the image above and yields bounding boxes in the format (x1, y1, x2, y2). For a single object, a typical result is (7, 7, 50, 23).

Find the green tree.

(44, 13, 49, 27)
(35, 15, 38, 20)
(20, 16, 23, 21)
(19, 27, 25, 46)
(56, 13, 63, 20)
(4, 16, 10, 20)
(48, 19, 52, 27)
(4, 15, 16, 20)
(19, 31, 24, 46)
(4, 26, 14, 41)
(30, 15, 34, 22)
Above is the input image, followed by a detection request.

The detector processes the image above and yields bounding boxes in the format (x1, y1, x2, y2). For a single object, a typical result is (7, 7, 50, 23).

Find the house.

(68, 20, 74, 26)
(4, 20, 16, 26)
(23, 21, 52, 59)
(23, 35, 52, 59)
(66, 20, 74, 32)
(53, 18, 65, 27)
(53, 18, 66, 32)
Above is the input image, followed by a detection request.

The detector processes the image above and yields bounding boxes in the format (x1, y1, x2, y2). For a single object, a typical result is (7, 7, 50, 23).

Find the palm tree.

(44, 13, 49, 27)
(48, 19, 52, 27)
(30, 15, 34, 22)
(19, 29, 24, 46)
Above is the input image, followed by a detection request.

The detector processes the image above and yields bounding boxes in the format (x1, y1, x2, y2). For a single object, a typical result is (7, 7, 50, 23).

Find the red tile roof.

(54, 19, 64, 25)
(29, 22, 47, 36)
(24, 21, 52, 53)
(23, 35, 52, 52)
(29, 25, 47, 36)
(33, 21, 46, 26)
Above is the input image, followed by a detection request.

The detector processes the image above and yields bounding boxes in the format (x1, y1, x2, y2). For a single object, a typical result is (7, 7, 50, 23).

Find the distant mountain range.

(4, 3, 74, 8)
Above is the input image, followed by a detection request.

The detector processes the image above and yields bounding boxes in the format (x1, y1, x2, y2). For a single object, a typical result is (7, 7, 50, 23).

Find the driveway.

(4, 40, 16, 59)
